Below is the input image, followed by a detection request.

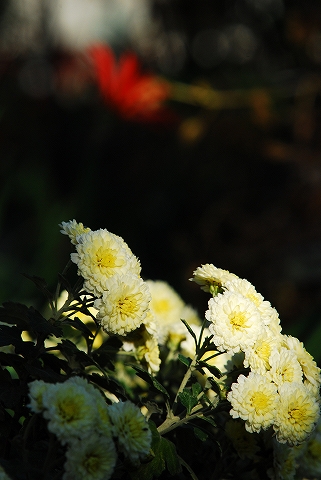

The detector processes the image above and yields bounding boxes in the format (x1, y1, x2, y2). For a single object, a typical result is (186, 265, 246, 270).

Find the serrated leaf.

(192, 382, 202, 397)
(207, 377, 222, 397)
(178, 389, 198, 414)
(22, 274, 54, 302)
(130, 421, 181, 480)
(0, 325, 22, 347)
(197, 360, 222, 378)
(193, 426, 208, 442)
(178, 353, 192, 368)
(62, 316, 94, 338)
(180, 319, 198, 347)
(0, 302, 30, 328)
(130, 364, 169, 398)
(196, 415, 217, 428)
(59, 339, 96, 368)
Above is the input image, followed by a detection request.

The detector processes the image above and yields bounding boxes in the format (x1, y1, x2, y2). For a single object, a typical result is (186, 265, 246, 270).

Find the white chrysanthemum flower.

(243, 327, 282, 374)
(265, 306, 282, 335)
(225, 419, 260, 460)
(268, 438, 300, 480)
(136, 335, 161, 374)
(63, 433, 116, 480)
(108, 400, 152, 464)
(28, 380, 48, 413)
(190, 264, 238, 293)
(297, 431, 321, 478)
(267, 347, 303, 387)
(283, 335, 321, 392)
(64, 377, 112, 435)
(42, 381, 97, 444)
(146, 280, 185, 342)
(95, 274, 151, 335)
(274, 382, 320, 446)
(60, 219, 91, 245)
(206, 291, 264, 353)
(227, 372, 279, 433)
(71, 229, 141, 297)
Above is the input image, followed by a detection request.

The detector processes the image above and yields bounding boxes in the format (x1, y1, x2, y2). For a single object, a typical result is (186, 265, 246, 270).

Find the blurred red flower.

(88, 44, 174, 124)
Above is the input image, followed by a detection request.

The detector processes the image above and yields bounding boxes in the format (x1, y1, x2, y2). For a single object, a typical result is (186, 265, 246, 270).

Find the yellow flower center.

(153, 299, 170, 314)
(95, 247, 118, 269)
(58, 398, 81, 422)
(251, 391, 270, 413)
(84, 454, 101, 474)
(229, 312, 247, 330)
(255, 341, 271, 365)
(117, 294, 140, 319)
(289, 407, 305, 423)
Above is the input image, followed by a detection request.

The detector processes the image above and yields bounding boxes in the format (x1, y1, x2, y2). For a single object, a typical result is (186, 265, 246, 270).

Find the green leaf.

(178, 389, 198, 415)
(180, 319, 197, 347)
(130, 421, 181, 480)
(207, 377, 222, 397)
(130, 364, 169, 398)
(0, 325, 22, 347)
(62, 316, 94, 338)
(196, 360, 222, 378)
(193, 426, 208, 442)
(22, 274, 54, 302)
(196, 415, 217, 428)
(178, 353, 192, 368)
(192, 382, 202, 397)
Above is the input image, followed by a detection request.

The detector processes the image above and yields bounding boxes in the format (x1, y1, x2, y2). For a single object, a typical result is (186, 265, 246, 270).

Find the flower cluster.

(28, 377, 152, 478)
(191, 264, 321, 446)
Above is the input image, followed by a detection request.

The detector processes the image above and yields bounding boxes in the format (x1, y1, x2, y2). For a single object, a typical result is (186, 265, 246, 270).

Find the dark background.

(1, 0, 321, 360)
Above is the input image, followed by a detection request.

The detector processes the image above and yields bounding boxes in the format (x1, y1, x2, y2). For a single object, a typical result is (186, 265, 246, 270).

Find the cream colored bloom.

(227, 372, 279, 433)
(297, 431, 321, 478)
(28, 379, 47, 413)
(63, 433, 116, 480)
(243, 327, 282, 374)
(274, 382, 320, 446)
(190, 264, 238, 293)
(225, 419, 260, 459)
(42, 381, 97, 444)
(136, 334, 161, 374)
(224, 278, 275, 324)
(95, 274, 151, 335)
(268, 439, 300, 480)
(71, 229, 141, 297)
(206, 291, 264, 353)
(60, 219, 91, 245)
(146, 280, 185, 342)
(108, 400, 152, 463)
(267, 347, 303, 387)
(283, 335, 321, 392)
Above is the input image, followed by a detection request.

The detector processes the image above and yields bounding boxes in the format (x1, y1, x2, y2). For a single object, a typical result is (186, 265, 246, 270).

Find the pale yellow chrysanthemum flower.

(146, 280, 185, 343)
(274, 382, 320, 446)
(63, 433, 116, 480)
(225, 419, 260, 460)
(60, 219, 91, 245)
(136, 334, 161, 374)
(283, 335, 321, 392)
(190, 263, 238, 293)
(65, 377, 112, 436)
(243, 327, 282, 374)
(267, 438, 300, 480)
(28, 379, 47, 413)
(265, 306, 282, 336)
(108, 400, 152, 464)
(42, 381, 97, 444)
(296, 431, 321, 478)
(206, 291, 264, 353)
(267, 347, 303, 387)
(71, 229, 141, 297)
(227, 372, 279, 433)
(95, 274, 151, 335)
